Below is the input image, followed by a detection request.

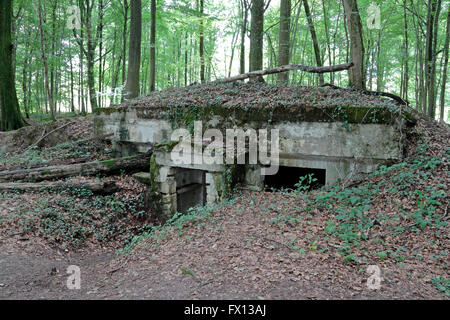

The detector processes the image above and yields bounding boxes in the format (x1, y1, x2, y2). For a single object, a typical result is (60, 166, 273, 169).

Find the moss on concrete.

(95, 107, 120, 116)
(216, 165, 246, 199)
(147, 154, 163, 218)
(157, 104, 405, 126)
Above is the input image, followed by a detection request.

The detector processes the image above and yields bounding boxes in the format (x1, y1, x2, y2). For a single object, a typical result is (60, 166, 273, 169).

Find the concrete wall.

(96, 106, 407, 218)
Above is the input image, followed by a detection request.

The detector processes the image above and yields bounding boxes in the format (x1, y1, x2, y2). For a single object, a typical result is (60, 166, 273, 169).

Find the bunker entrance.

(264, 166, 326, 191)
(175, 169, 206, 214)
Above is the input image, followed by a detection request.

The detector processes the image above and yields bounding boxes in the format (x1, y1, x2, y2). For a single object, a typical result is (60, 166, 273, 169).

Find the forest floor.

(0, 114, 448, 300)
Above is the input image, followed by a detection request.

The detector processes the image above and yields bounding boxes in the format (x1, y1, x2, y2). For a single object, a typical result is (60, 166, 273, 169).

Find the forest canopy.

(0, 0, 449, 131)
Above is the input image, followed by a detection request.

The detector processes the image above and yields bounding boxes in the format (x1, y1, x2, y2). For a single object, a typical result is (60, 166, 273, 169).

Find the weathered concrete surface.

(95, 103, 412, 219)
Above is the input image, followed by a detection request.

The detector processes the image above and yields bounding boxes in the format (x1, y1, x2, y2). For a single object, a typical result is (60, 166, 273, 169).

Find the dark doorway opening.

(175, 169, 206, 214)
(264, 166, 326, 191)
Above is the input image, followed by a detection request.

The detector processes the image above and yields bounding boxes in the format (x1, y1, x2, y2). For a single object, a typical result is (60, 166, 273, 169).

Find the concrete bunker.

(94, 83, 415, 221)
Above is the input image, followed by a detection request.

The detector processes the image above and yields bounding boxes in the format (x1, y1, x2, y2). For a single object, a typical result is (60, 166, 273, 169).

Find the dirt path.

(0, 246, 443, 300)
(1, 189, 447, 301)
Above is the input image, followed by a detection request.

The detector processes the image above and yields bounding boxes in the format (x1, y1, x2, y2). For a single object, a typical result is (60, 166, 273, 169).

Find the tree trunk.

(302, 0, 324, 85)
(37, 0, 55, 121)
(123, 0, 142, 100)
(0, 154, 151, 183)
(249, 0, 264, 81)
(22, 40, 31, 119)
(70, 54, 75, 113)
(425, 0, 439, 117)
(121, 0, 129, 102)
(440, 8, 450, 122)
(149, 0, 156, 92)
(98, 0, 104, 108)
(427, 0, 442, 118)
(50, 1, 57, 116)
(228, 28, 239, 77)
(239, 0, 249, 75)
(322, 0, 333, 84)
(86, 3, 98, 112)
(277, 0, 291, 84)
(342, 0, 365, 89)
(199, 0, 205, 83)
(402, 0, 409, 100)
(0, 0, 25, 131)
(184, 32, 188, 86)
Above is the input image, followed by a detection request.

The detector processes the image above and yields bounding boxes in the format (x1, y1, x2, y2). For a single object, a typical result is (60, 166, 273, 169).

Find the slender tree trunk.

(123, 0, 142, 100)
(98, 0, 104, 108)
(440, 8, 450, 122)
(184, 32, 188, 86)
(22, 41, 31, 119)
(50, 1, 57, 115)
(402, 0, 409, 100)
(79, 38, 86, 115)
(322, 0, 333, 84)
(428, 0, 442, 118)
(249, 0, 264, 81)
(0, 0, 25, 131)
(37, 0, 55, 122)
(70, 55, 75, 113)
(86, 3, 98, 112)
(342, 0, 365, 89)
(121, 0, 129, 102)
(425, 0, 439, 117)
(149, 0, 156, 92)
(302, 0, 324, 85)
(239, 0, 249, 75)
(277, 0, 291, 84)
(199, 0, 205, 83)
(228, 28, 239, 77)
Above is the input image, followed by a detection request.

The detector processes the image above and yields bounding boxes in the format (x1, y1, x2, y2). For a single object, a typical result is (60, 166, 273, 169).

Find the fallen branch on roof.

(319, 83, 410, 107)
(213, 62, 354, 83)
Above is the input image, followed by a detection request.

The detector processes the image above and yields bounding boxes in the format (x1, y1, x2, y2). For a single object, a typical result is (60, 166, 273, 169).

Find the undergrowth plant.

(118, 198, 236, 255)
(303, 139, 448, 265)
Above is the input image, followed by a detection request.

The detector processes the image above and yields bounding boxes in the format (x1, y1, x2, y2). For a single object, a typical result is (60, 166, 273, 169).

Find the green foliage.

(294, 173, 318, 193)
(0, 138, 112, 169)
(5, 188, 150, 247)
(119, 197, 236, 255)
(9, 0, 450, 119)
(431, 277, 450, 296)
(302, 140, 448, 262)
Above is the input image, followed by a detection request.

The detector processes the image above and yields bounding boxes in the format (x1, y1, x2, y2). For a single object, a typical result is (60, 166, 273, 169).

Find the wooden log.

(0, 153, 150, 183)
(319, 83, 410, 106)
(0, 180, 118, 194)
(213, 62, 354, 83)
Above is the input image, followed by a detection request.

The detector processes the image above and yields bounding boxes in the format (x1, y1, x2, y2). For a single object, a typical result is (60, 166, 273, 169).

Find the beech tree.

(277, 0, 291, 84)
(149, 0, 156, 92)
(249, 0, 264, 76)
(3, 0, 448, 121)
(439, 8, 449, 122)
(303, 0, 324, 85)
(342, 0, 365, 89)
(0, 0, 25, 131)
(123, 0, 142, 100)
